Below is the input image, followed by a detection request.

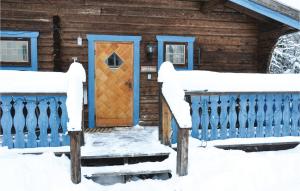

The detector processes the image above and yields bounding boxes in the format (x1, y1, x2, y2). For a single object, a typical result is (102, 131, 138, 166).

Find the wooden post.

(177, 128, 190, 176)
(159, 82, 172, 146)
(69, 131, 81, 184)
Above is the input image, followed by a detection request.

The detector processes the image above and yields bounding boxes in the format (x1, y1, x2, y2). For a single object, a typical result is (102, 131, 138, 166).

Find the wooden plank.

(86, 169, 171, 178)
(291, 94, 300, 136)
(191, 96, 200, 138)
(247, 95, 256, 138)
(200, 96, 209, 140)
(256, 94, 265, 137)
(58, 96, 69, 146)
(37, 97, 49, 147)
(0, 96, 13, 148)
(220, 95, 229, 139)
(25, 96, 38, 148)
(177, 128, 189, 176)
(12, 96, 26, 148)
(239, 94, 248, 138)
(49, 97, 60, 147)
(69, 131, 81, 184)
(282, 94, 291, 136)
(228, 95, 237, 138)
(209, 95, 219, 140)
(273, 94, 282, 137)
(160, 95, 172, 146)
(265, 94, 274, 137)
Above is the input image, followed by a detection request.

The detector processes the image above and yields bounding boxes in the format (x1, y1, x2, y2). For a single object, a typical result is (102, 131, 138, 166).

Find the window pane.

(165, 44, 185, 65)
(0, 40, 29, 62)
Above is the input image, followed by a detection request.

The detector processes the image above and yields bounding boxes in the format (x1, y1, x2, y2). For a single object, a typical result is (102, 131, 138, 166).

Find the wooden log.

(159, 82, 172, 146)
(177, 128, 190, 176)
(69, 131, 81, 184)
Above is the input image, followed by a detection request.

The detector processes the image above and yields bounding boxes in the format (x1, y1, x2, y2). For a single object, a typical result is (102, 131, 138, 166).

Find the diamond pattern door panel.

(95, 42, 133, 127)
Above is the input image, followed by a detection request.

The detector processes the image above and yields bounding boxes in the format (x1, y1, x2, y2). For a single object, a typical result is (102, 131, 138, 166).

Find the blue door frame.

(86, 35, 141, 128)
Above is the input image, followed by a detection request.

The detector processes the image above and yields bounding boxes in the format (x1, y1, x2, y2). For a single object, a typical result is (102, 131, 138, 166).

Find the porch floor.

(81, 126, 173, 159)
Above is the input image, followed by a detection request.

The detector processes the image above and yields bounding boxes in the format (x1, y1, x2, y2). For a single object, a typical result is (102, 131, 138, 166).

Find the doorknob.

(125, 81, 132, 89)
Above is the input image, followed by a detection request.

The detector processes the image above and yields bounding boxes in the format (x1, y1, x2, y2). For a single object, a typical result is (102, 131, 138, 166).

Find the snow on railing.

(0, 61, 86, 132)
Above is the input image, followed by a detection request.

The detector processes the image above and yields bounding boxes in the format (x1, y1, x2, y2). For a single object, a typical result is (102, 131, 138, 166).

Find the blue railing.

(171, 92, 300, 143)
(0, 94, 69, 148)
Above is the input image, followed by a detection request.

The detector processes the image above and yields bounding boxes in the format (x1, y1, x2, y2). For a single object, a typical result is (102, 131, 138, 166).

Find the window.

(0, 38, 31, 66)
(156, 35, 195, 70)
(0, 31, 39, 71)
(164, 43, 187, 66)
(105, 52, 123, 69)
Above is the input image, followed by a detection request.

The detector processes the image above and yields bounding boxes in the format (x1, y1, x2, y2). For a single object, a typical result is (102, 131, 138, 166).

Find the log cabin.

(1, 0, 299, 129)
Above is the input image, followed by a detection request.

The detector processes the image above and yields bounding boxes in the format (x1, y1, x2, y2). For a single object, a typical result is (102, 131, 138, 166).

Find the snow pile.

(177, 70, 300, 92)
(0, 61, 86, 131)
(66, 62, 86, 131)
(158, 61, 192, 128)
(1, 138, 300, 191)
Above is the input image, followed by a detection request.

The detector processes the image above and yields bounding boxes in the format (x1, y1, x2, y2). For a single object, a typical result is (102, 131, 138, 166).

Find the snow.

(177, 70, 300, 92)
(1, 137, 300, 191)
(276, 0, 300, 11)
(158, 61, 192, 128)
(0, 61, 86, 132)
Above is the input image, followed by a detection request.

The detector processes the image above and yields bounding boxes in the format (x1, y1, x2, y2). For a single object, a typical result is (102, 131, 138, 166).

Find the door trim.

(87, 35, 141, 128)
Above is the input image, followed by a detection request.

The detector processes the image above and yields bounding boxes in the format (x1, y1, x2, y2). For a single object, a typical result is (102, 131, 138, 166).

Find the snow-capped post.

(158, 62, 192, 176)
(66, 61, 86, 184)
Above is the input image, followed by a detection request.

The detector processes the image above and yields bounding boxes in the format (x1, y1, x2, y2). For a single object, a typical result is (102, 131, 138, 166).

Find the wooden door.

(95, 42, 134, 127)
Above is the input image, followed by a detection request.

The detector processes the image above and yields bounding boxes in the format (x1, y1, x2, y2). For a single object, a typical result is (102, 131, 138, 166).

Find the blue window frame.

(156, 35, 195, 70)
(86, 34, 141, 128)
(0, 31, 39, 71)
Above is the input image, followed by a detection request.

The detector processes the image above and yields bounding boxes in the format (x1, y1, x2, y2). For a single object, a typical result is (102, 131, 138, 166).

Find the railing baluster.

(13, 96, 25, 148)
(0, 96, 13, 148)
(228, 95, 237, 138)
(291, 94, 300, 136)
(256, 94, 265, 137)
(58, 96, 69, 146)
(282, 94, 291, 136)
(200, 96, 209, 141)
(265, 94, 274, 137)
(191, 96, 200, 139)
(273, 94, 283, 137)
(49, 97, 60, 147)
(26, 96, 38, 148)
(37, 97, 49, 147)
(220, 95, 229, 139)
(239, 95, 248, 138)
(209, 95, 219, 140)
(247, 95, 256, 138)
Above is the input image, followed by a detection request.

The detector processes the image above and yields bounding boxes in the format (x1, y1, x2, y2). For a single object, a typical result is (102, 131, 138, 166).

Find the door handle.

(125, 81, 132, 89)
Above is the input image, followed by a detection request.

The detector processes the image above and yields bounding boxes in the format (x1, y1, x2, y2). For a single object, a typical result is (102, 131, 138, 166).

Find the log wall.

(1, 0, 288, 126)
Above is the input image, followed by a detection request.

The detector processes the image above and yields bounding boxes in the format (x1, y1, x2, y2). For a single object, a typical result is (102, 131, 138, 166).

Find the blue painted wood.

(229, 0, 300, 30)
(156, 35, 195, 71)
(291, 94, 300, 136)
(25, 96, 38, 148)
(265, 94, 274, 137)
(282, 94, 291, 136)
(58, 96, 69, 145)
(49, 97, 60, 147)
(273, 94, 282, 137)
(37, 97, 49, 147)
(12, 96, 26, 148)
(228, 95, 237, 138)
(209, 96, 219, 140)
(220, 95, 229, 139)
(239, 95, 248, 138)
(86, 34, 142, 128)
(191, 96, 200, 139)
(0, 96, 13, 148)
(247, 95, 256, 138)
(200, 96, 209, 140)
(256, 94, 265, 137)
(0, 31, 39, 71)
(171, 117, 178, 144)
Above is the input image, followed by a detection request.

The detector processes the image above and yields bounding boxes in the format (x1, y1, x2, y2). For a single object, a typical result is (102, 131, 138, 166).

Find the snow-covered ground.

(1, 137, 300, 191)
